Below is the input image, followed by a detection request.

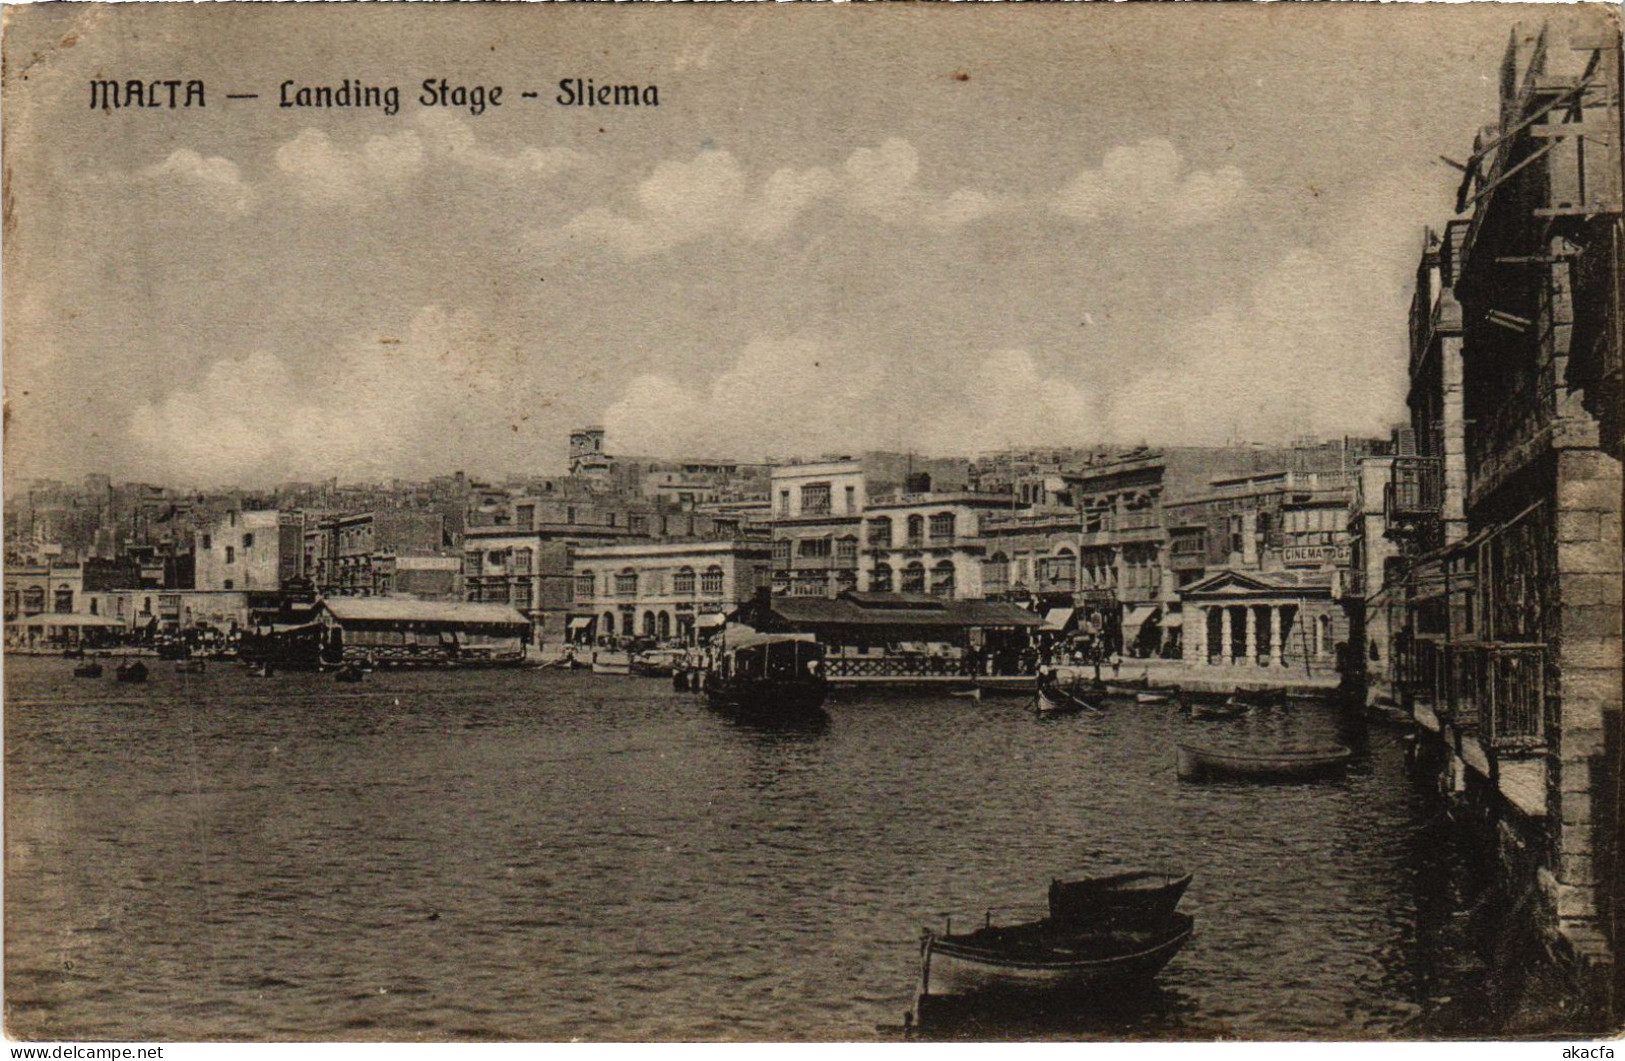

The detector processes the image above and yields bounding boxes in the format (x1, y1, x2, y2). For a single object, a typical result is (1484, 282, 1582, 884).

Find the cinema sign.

(1283, 544, 1351, 567)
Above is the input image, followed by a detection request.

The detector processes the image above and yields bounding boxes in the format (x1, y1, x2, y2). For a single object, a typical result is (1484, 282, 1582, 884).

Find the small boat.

(1036, 679, 1098, 715)
(590, 651, 631, 676)
(949, 687, 983, 700)
(631, 648, 684, 678)
(1136, 692, 1171, 705)
(1104, 674, 1151, 693)
(114, 660, 149, 683)
(72, 660, 104, 679)
(1177, 742, 1354, 782)
(174, 659, 205, 674)
(333, 663, 366, 683)
(1048, 870, 1193, 932)
(706, 631, 828, 717)
(1188, 697, 1248, 720)
(918, 912, 1194, 1001)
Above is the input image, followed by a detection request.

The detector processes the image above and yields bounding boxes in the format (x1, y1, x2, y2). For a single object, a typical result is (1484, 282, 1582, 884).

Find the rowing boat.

(918, 912, 1194, 1000)
(1176, 742, 1353, 782)
(1047, 870, 1192, 931)
(1036, 679, 1097, 715)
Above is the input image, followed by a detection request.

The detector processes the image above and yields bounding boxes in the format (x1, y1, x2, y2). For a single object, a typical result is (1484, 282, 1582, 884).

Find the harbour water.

(5, 657, 1490, 1041)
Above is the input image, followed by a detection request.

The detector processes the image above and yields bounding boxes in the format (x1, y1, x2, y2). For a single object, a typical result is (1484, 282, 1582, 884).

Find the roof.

(7, 612, 126, 627)
(318, 598, 529, 627)
(759, 592, 1043, 630)
(1180, 568, 1335, 599)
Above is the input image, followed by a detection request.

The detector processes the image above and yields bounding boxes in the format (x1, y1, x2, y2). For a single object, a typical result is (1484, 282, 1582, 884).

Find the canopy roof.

(750, 591, 1043, 631)
(7, 612, 125, 628)
(318, 598, 529, 628)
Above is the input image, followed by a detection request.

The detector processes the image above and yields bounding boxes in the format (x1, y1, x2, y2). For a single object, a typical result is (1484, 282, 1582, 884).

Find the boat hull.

(973, 675, 1038, 696)
(1177, 743, 1353, 782)
(1037, 682, 1095, 715)
(706, 678, 829, 716)
(1048, 871, 1192, 931)
(921, 914, 1193, 1000)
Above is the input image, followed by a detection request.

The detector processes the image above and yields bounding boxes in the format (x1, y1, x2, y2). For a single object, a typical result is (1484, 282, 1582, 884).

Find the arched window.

(657, 612, 671, 640)
(575, 570, 595, 601)
(835, 536, 858, 565)
(902, 561, 926, 593)
(621, 611, 636, 637)
(615, 568, 638, 596)
(930, 560, 956, 598)
(871, 563, 893, 593)
(642, 611, 657, 637)
(1316, 614, 1332, 657)
(701, 565, 725, 596)
(906, 515, 925, 545)
(673, 566, 696, 595)
(929, 512, 956, 541)
(867, 516, 893, 548)
(601, 611, 615, 636)
(514, 548, 533, 574)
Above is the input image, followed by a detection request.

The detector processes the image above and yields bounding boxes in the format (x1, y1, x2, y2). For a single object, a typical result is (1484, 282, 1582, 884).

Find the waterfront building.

(1178, 569, 1344, 672)
(1341, 451, 1401, 704)
(768, 459, 867, 598)
(3, 563, 83, 621)
(194, 510, 301, 592)
(570, 539, 771, 644)
(1377, 18, 1621, 1021)
(732, 588, 1044, 680)
(307, 510, 450, 597)
(314, 597, 532, 667)
(858, 483, 1012, 601)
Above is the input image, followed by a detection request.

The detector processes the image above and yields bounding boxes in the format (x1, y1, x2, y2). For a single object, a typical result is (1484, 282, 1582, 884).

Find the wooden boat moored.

(919, 912, 1194, 1001)
(1037, 679, 1098, 715)
(1188, 697, 1248, 720)
(1047, 870, 1193, 932)
(973, 675, 1038, 696)
(72, 660, 104, 679)
(1177, 742, 1353, 782)
(590, 651, 631, 676)
(115, 660, 149, 683)
(705, 631, 828, 718)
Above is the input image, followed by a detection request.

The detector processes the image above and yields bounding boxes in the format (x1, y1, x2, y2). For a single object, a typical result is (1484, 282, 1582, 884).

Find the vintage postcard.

(3, 1, 1622, 1047)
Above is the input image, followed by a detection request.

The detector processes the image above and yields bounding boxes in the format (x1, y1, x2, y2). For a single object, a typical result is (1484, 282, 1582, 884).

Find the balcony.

(1383, 456, 1442, 538)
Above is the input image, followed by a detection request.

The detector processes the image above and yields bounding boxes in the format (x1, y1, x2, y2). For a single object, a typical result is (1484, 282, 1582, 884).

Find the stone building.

(1380, 17, 1621, 1024)
(571, 540, 772, 644)
(194, 510, 301, 592)
(768, 460, 867, 598)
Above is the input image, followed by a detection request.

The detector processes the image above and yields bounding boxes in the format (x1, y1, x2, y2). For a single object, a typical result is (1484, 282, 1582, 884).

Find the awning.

(1123, 604, 1161, 630)
(7, 612, 126, 628)
(697, 613, 727, 628)
(1161, 612, 1184, 628)
(1041, 607, 1075, 632)
(567, 616, 594, 630)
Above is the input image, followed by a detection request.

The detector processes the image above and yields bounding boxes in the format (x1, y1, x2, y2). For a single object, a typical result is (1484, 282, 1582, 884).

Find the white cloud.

(275, 127, 427, 207)
(127, 307, 553, 484)
(1054, 138, 1246, 228)
(564, 138, 1006, 258)
(605, 334, 1098, 460)
(140, 149, 254, 215)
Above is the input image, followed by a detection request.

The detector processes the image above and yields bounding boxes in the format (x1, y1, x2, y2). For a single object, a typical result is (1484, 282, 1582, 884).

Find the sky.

(1, 3, 1584, 489)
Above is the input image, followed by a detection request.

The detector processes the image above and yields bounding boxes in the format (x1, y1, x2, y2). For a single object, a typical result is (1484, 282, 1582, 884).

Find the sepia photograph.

(2, 1, 1622, 1046)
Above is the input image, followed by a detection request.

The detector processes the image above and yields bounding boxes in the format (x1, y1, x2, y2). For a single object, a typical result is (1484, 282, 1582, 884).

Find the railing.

(1483, 643, 1545, 749)
(1445, 643, 1482, 727)
(1385, 456, 1442, 529)
(824, 655, 970, 679)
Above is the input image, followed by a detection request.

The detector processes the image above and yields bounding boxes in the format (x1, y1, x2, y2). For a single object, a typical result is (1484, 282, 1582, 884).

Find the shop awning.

(697, 613, 727, 628)
(1041, 607, 1075, 632)
(567, 616, 594, 630)
(1123, 604, 1161, 630)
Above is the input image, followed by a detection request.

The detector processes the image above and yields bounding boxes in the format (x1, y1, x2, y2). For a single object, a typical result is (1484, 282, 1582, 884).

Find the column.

(1270, 605, 1284, 667)
(1220, 607, 1233, 665)
(1190, 606, 1207, 663)
(1244, 606, 1258, 666)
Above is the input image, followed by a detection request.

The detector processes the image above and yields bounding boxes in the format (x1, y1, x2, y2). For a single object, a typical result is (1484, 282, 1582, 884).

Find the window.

(575, 571, 595, 600)
(871, 563, 893, 592)
(674, 566, 696, 595)
(867, 517, 892, 547)
(516, 504, 535, 528)
(779, 490, 791, 517)
(906, 515, 925, 544)
(514, 549, 533, 575)
(54, 587, 74, 613)
(466, 552, 483, 576)
(615, 569, 638, 596)
(835, 537, 858, 565)
(929, 512, 956, 541)
(243, 533, 255, 549)
(513, 583, 533, 609)
(223, 579, 234, 590)
(630, 515, 648, 535)
(984, 553, 1010, 594)
(844, 486, 857, 514)
(701, 565, 725, 596)
(930, 560, 956, 598)
(902, 561, 926, 593)
(225, 545, 235, 564)
(201, 534, 212, 550)
(798, 537, 832, 558)
(801, 482, 832, 516)
(773, 540, 792, 566)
